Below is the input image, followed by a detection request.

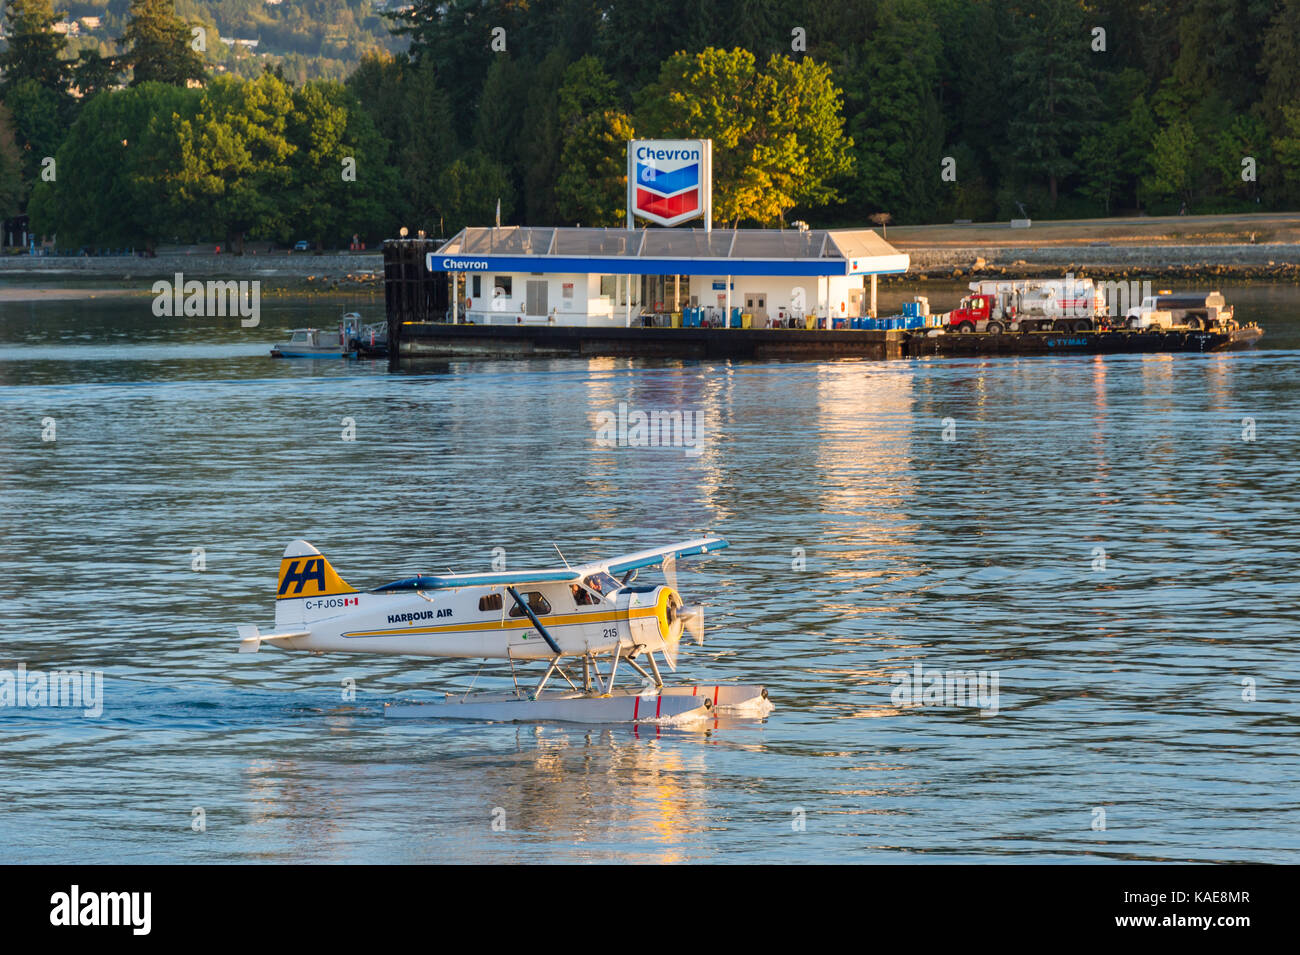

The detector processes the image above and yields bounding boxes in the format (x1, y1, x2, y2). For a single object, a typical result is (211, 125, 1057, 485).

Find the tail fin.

(275, 540, 357, 627)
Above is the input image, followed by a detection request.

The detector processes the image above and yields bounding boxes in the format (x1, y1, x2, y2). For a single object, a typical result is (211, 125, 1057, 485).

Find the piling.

(383, 238, 448, 369)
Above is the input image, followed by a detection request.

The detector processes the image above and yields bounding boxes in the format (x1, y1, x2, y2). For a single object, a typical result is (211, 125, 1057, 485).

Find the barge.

(383, 224, 1261, 366)
(390, 320, 1261, 364)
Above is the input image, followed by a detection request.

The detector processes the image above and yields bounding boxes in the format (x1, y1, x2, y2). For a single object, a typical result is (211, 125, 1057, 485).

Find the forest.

(3, 0, 1300, 249)
(47, 0, 401, 82)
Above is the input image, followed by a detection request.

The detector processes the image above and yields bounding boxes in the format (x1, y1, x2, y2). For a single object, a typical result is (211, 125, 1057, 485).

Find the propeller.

(660, 591, 682, 671)
(661, 630, 680, 670)
(661, 553, 677, 592)
(680, 606, 706, 646)
(660, 553, 705, 644)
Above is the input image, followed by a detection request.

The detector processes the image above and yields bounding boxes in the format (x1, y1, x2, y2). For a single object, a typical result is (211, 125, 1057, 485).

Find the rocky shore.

(895, 243, 1300, 282)
(0, 251, 383, 292)
(4, 238, 1299, 287)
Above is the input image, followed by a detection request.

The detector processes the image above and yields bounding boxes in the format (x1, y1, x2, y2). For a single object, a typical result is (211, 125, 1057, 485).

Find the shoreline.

(894, 243, 1300, 283)
(0, 252, 383, 294)
(0, 274, 384, 303)
(2, 217, 1298, 286)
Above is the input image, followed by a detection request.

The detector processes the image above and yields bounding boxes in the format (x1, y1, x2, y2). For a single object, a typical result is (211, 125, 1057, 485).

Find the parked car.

(293, 240, 310, 251)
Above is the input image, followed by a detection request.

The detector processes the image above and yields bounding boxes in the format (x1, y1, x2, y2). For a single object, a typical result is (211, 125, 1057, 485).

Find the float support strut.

(506, 586, 563, 654)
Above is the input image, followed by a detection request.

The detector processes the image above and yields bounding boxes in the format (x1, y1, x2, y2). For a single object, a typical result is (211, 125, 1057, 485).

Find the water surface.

(1, 285, 1297, 863)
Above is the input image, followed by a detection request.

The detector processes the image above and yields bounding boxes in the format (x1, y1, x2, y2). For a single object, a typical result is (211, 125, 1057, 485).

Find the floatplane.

(237, 536, 771, 723)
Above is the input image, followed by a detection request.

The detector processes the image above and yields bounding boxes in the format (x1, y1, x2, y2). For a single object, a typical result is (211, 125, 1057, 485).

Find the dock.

(390, 321, 1261, 364)
(909, 324, 1263, 358)
(395, 323, 907, 361)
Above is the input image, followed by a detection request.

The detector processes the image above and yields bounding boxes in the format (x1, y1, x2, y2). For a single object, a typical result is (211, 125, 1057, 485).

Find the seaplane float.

(236, 536, 772, 724)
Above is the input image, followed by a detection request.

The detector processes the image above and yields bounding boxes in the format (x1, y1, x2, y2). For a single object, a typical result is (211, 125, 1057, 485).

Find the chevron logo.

(636, 162, 699, 195)
(635, 187, 699, 220)
(630, 140, 707, 227)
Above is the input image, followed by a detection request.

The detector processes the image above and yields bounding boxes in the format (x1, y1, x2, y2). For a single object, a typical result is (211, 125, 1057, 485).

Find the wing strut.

(505, 586, 563, 655)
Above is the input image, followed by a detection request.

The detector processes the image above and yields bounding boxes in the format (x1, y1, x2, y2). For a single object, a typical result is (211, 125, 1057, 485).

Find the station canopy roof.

(431, 226, 909, 277)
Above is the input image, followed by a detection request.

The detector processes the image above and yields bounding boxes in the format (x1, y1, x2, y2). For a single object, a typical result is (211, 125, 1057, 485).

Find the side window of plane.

(479, 593, 502, 612)
(508, 591, 552, 617)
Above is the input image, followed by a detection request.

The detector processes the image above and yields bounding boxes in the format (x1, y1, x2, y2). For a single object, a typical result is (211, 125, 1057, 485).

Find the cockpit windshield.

(582, 572, 622, 597)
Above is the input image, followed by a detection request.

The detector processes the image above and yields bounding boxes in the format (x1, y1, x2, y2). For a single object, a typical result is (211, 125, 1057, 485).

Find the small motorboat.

(342, 312, 388, 358)
(270, 327, 344, 358)
(270, 313, 388, 359)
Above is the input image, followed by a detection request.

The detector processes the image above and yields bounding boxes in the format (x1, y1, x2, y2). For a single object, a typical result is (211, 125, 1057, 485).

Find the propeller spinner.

(658, 554, 708, 670)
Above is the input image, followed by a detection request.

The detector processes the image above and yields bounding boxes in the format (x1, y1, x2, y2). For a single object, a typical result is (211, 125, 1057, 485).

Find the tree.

(27, 82, 201, 247)
(474, 54, 523, 171)
(119, 0, 207, 87)
(286, 81, 398, 246)
(847, 0, 944, 223)
(1123, 93, 1159, 211)
(1260, 0, 1300, 126)
(516, 47, 570, 224)
(1005, 0, 1102, 205)
(1272, 105, 1300, 197)
(1, 77, 63, 181)
(176, 74, 296, 250)
(556, 108, 635, 227)
(554, 56, 630, 226)
(1144, 120, 1198, 206)
(595, 0, 715, 92)
(934, 0, 1009, 187)
(437, 150, 513, 236)
(1211, 114, 1269, 203)
(1172, 0, 1273, 115)
(0, 102, 27, 218)
(394, 0, 583, 111)
(396, 60, 458, 236)
(0, 0, 69, 95)
(71, 51, 123, 100)
(1075, 127, 1124, 215)
(637, 47, 854, 225)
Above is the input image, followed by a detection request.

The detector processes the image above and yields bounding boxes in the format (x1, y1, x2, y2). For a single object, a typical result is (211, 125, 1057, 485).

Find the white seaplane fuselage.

(237, 537, 772, 723)
(270, 568, 679, 663)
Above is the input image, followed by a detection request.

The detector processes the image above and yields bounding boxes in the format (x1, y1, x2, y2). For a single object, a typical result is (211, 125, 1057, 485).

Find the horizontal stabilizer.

(237, 624, 310, 653)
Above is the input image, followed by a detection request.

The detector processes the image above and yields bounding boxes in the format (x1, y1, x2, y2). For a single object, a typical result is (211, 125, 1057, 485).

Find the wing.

(591, 536, 729, 576)
(371, 569, 581, 592)
(366, 537, 727, 592)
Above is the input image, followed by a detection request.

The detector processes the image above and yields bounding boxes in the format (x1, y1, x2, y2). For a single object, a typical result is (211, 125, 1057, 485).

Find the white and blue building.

(430, 225, 910, 328)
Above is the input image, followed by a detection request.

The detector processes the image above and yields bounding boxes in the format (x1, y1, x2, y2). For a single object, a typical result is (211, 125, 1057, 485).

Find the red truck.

(944, 288, 1104, 334)
(946, 293, 999, 333)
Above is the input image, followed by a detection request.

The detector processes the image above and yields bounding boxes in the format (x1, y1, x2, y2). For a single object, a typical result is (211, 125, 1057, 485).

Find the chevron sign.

(627, 139, 712, 227)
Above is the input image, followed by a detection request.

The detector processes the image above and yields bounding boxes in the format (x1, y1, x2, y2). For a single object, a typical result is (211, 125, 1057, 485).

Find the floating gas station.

(429, 139, 909, 329)
(380, 138, 1261, 361)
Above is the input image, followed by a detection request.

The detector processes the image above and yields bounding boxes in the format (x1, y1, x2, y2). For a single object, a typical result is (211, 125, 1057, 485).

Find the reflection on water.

(1, 291, 1298, 862)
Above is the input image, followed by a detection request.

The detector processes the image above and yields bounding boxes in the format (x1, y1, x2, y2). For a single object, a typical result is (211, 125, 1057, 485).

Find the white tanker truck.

(944, 278, 1109, 333)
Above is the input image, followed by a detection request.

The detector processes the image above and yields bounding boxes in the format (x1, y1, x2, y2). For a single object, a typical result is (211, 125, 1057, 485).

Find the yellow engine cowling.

(616, 585, 683, 667)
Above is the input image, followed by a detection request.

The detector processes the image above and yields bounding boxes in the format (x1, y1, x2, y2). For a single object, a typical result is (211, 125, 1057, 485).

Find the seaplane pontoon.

(237, 536, 771, 723)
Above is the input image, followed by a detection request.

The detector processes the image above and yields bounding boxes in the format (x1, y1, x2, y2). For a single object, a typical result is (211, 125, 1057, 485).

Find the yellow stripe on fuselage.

(341, 607, 656, 639)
